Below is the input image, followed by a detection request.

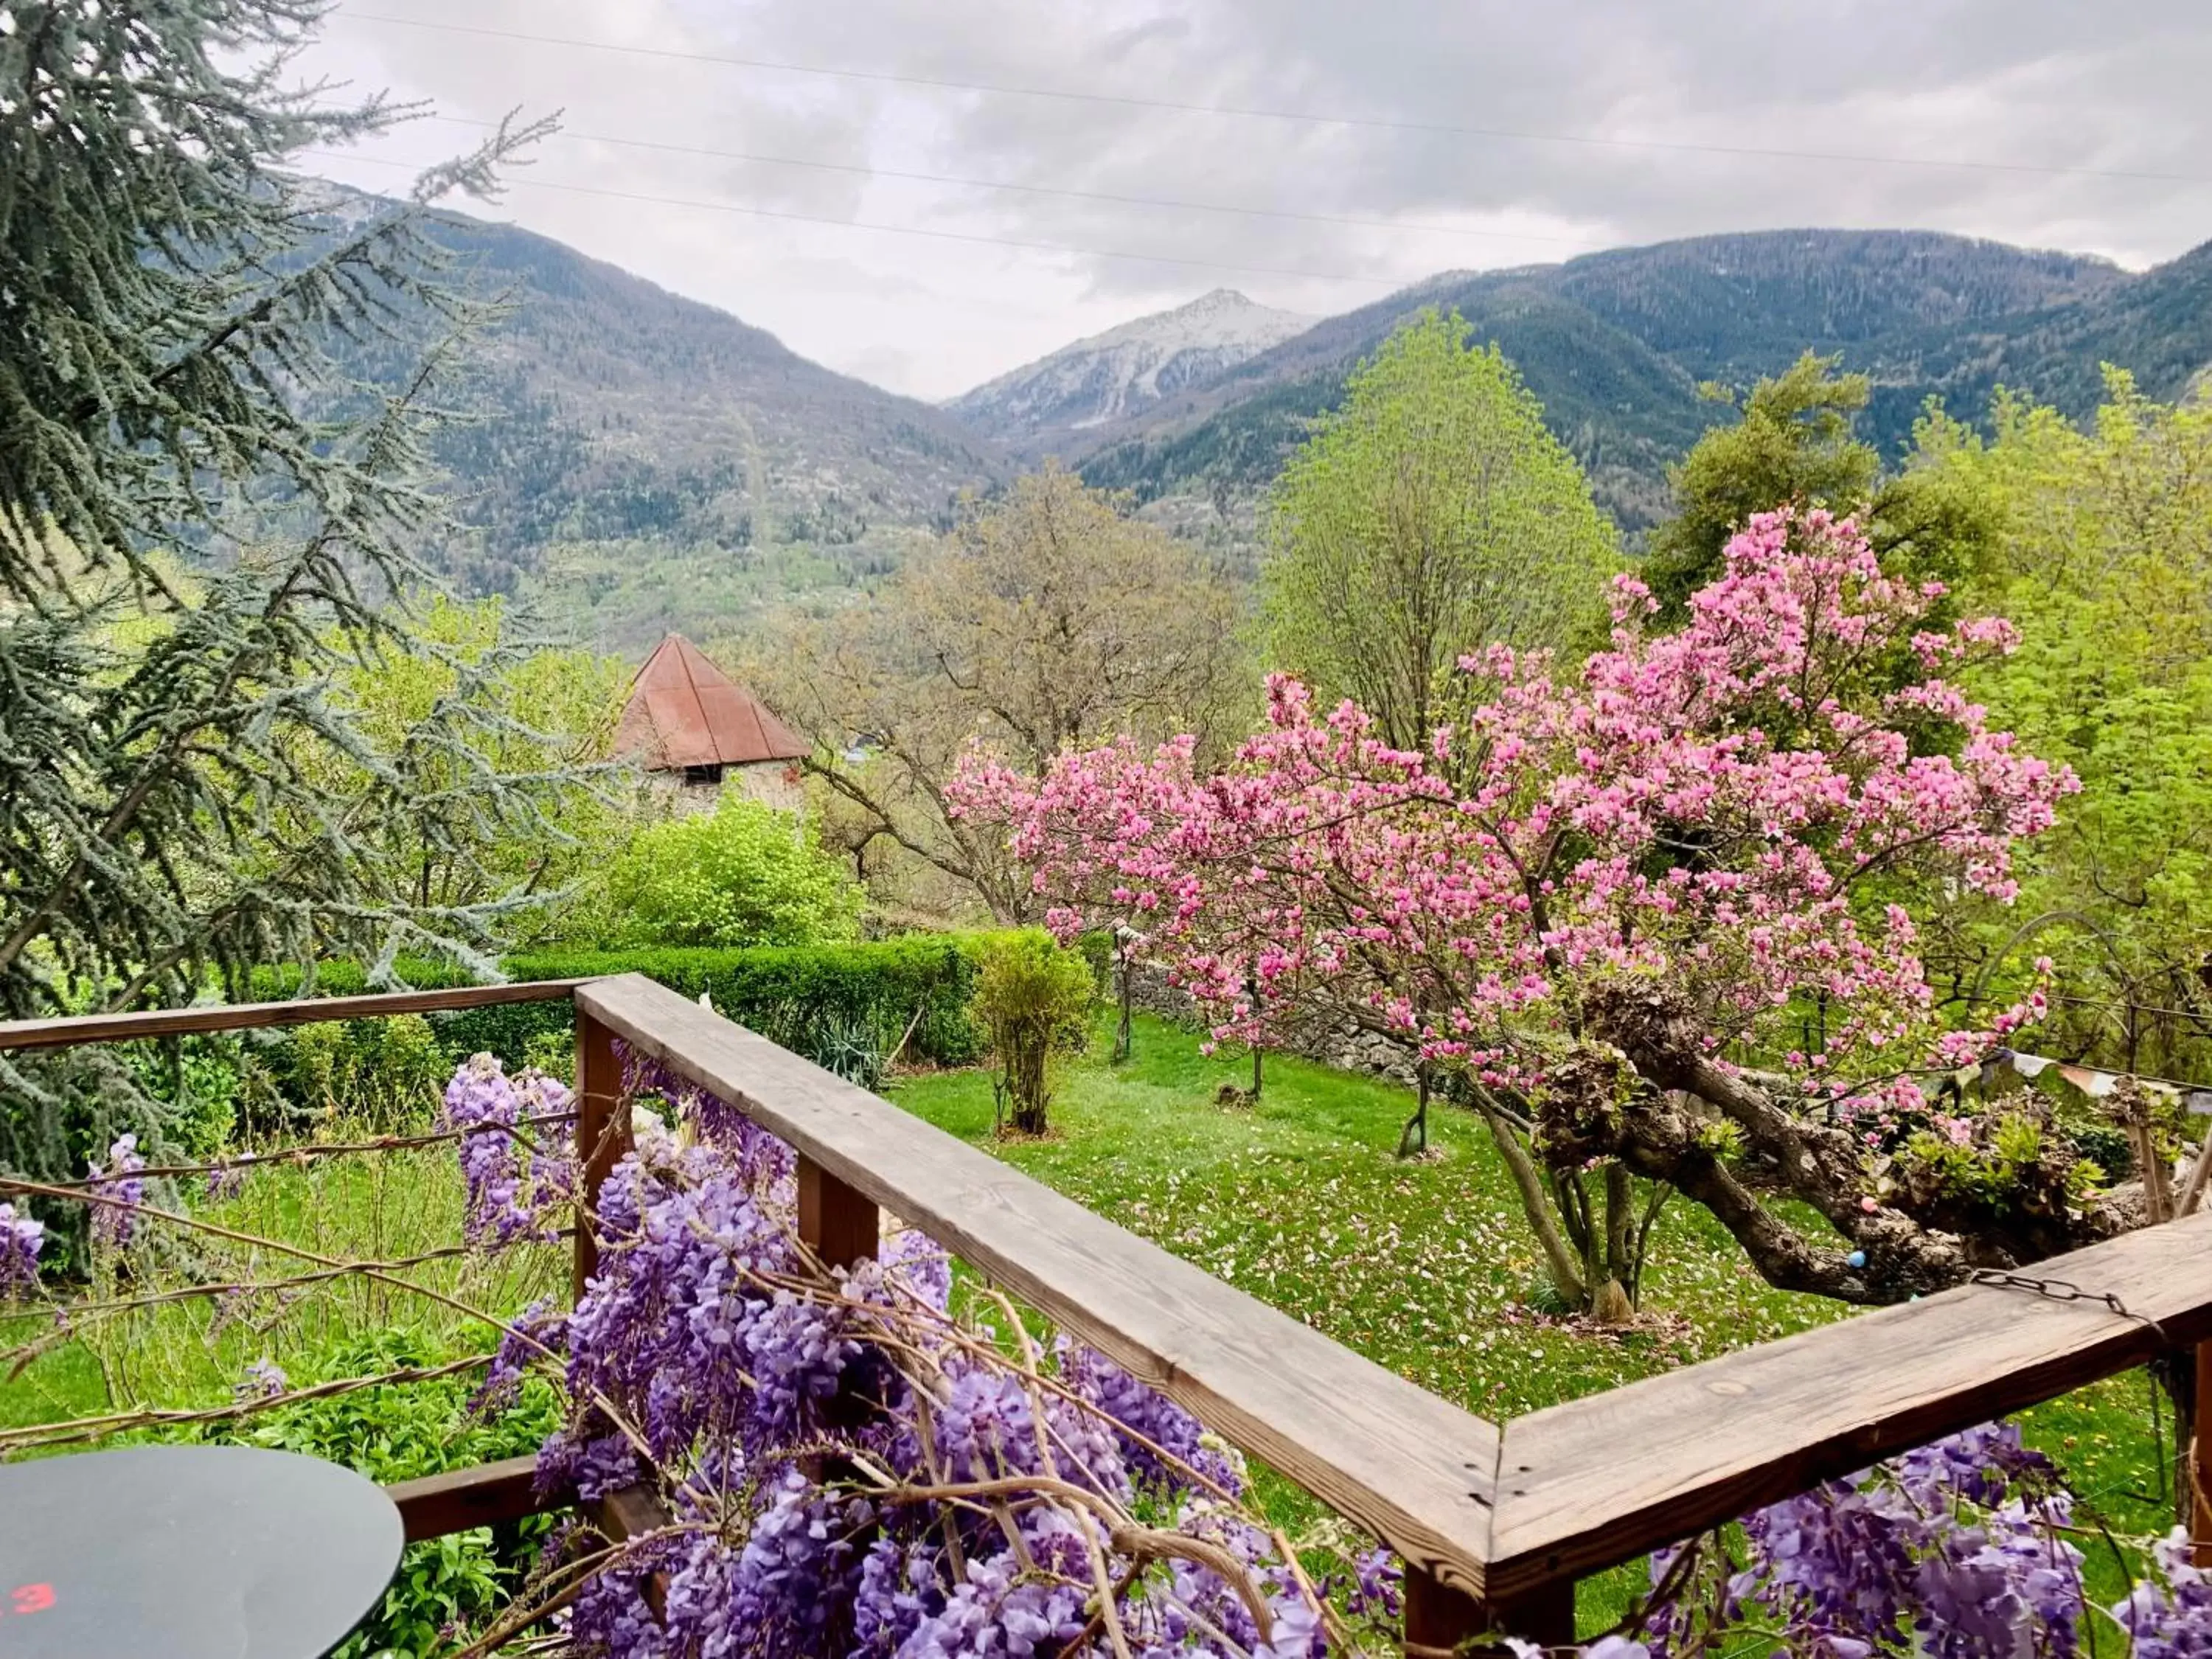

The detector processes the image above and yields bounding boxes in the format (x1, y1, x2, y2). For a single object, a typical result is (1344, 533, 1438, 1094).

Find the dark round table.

(0, 1443, 403, 1658)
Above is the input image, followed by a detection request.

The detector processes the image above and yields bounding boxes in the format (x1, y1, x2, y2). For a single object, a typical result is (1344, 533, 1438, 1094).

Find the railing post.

(1405, 1570, 1574, 1658)
(797, 1154, 880, 1270)
(573, 1004, 627, 1302)
(2196, 1340, 2212, 1561)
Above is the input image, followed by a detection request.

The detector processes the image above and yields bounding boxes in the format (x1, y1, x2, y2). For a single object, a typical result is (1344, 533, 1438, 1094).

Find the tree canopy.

(748, 465, 1248, 921)
(0, 0, 553, 1193)
(1260, 310, 1617, 749)
(1912, 372, 2212, 1079)
(961, 510, 2088, 1312)
(591, 793, 863, 950)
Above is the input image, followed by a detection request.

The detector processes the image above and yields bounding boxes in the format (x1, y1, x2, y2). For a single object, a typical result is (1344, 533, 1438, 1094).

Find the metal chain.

(1967, 1267, 2171, 1345)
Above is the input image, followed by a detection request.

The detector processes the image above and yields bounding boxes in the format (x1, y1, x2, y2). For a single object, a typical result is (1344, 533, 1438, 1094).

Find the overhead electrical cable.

(302, 150, 1418, 287)
(392, 111, 1591, 247)
(337, 9, 2208, 186)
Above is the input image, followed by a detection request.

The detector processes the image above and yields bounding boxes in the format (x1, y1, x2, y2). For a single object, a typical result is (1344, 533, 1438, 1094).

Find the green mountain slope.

(1067, 230, 2194, 535)
(333, 212, 2209, 646)
(390, 209, 1006, 646)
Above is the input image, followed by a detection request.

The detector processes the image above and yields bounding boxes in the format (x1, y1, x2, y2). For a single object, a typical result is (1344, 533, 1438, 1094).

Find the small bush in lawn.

(971, 931, 1095, 1135)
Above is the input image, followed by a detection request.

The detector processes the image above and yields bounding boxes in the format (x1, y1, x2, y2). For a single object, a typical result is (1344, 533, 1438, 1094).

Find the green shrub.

(120, 1034, 244, 1156)
(207, 1329, 562, 1659)
(487, 937, 997, 1074)
(248, 936, 1012, 1100)
(591, 794, 863, 949)
(248, 942, 1004, 1097)
(275, 1014, 451, 1131)
(970, 931, 1096, 1135)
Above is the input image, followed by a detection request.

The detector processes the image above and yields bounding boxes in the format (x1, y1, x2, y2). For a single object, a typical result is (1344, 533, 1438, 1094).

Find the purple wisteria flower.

(532, 1077, 1333, 1659)
(471, 1296, 565, 1419)
(1635, 1420, 2083, 1658)
(440, 1054, 574, 1245)
(90, 1133, 145, 1248)
(0, 1200, 44, 1293)
(235, 1356, 288, 1402)
(1058, 1336, 1242, 1497)
(202, 1151, 255, 1202)
(2114, 1529, 2212, 1656)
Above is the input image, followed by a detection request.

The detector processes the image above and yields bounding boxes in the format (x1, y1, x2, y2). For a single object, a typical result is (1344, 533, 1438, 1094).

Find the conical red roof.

(613, 634, 810, 770)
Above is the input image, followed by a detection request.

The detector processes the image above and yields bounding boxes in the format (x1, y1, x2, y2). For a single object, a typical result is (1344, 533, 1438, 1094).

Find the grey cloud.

(302, 1, 2212, 396)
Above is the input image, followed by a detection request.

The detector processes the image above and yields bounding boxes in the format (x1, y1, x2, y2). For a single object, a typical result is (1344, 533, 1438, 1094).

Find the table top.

(0, 1443, 403, 1659)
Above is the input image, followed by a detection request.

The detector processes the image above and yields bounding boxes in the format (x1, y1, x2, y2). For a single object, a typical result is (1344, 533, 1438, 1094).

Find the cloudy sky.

(297, 1, 2212, 402)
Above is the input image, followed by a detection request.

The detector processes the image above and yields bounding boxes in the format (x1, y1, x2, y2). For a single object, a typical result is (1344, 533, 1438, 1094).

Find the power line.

(302, 150, 1415, 288)
(337, 9, 2209, 187)
(397, 111, 1589, 248)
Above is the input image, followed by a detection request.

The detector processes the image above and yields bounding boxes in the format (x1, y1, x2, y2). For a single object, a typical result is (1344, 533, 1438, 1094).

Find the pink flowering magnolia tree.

(951, 509, 2102, 1314)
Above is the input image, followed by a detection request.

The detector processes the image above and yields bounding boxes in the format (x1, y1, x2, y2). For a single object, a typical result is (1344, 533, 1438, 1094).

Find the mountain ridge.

(1061, 229, 2193, 535)
(394, 207, 1009, 638)
(356, 211, 2211, 647)
(946, 288, 1315, 456)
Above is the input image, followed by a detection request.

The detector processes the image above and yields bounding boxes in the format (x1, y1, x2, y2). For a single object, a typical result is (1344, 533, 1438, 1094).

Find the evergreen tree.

(0, 1, 556, 1209)
(1644, 350, 1997, 625)
(1641, 352, 1882, 619)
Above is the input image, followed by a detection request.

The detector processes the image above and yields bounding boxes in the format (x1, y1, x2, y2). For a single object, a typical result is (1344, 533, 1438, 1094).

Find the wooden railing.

(8, 970, 2212, 1653)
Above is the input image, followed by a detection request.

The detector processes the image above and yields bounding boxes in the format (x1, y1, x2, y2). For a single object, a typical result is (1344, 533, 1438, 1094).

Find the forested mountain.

(947, 289, 1314, 454)
(371, 212, 2209, 644)
(392, 208, 1006, 644)
(1066, 230, 2196, 534)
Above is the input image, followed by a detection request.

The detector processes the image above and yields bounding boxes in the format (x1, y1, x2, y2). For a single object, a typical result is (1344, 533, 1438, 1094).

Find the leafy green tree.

(1641, 353, 1882, 616)
(594, 795, 863, 949)
(751, 465, 1248, 922)
(1644, 351, 1998, 625)
(1911, 373, 2212, 1077)
(1260, 310, 1616, 750)
(310, 594, 636, 946)
(0, 0, 550, 1200)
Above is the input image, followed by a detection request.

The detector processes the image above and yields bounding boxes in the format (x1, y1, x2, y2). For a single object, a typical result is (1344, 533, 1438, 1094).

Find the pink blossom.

(947, 509, 2072, 1100)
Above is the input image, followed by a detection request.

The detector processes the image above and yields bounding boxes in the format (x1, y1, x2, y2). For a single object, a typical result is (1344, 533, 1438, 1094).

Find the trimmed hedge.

(248, 935, 1079, 1074)
(490, 939, 992, 1067)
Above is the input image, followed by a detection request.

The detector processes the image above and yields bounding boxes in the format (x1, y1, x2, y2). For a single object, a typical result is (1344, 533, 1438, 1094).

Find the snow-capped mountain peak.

(947, 289, 1314, 451)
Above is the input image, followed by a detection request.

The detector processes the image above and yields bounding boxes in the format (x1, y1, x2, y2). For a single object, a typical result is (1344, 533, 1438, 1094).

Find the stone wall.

(1119, 961, 1419, 1088)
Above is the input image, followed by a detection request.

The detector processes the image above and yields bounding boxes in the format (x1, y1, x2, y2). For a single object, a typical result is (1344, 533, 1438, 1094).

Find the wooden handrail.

(18, 969, 2212, 1649)
(386, 1455, 553, 1543)
(1484, 1211, 2212, 1596)
(0, 981, 589, 1052)
(577, 973, 1506, 1601)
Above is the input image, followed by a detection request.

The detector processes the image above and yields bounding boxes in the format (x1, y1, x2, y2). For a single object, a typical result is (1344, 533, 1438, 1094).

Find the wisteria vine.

(454, 1050, 1394, 1658)
(435, 1052, 2212, 1658)
(7, 1049, 2208, 1658)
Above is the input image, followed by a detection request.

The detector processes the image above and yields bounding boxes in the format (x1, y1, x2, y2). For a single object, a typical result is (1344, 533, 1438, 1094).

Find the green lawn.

(0, 1141, 563, 1439)
(892, 1012, 2174, 1627)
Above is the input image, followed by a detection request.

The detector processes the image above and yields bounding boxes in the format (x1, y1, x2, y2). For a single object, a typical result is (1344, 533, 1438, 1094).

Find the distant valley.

(392, 211, 1007, 648)
(398, 212, 2212, 650)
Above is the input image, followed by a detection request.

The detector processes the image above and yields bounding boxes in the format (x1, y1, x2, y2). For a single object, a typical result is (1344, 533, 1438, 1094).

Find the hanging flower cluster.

(438, 1054, 576, 1245)
(0, 1199, 42, 1293)
(1632, 1421, 2082, 1656)
(89, 1132, 146, 1249)
(1582, 1417, 2212, 1658)
(446, 1054, 1397, 1658)
(2114, 1533, 2212, 1655)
